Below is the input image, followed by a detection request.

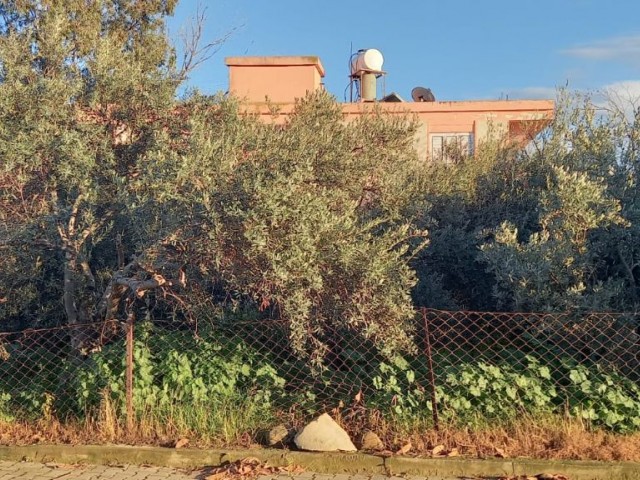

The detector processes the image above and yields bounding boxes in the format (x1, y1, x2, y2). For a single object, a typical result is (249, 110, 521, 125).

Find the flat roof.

(340, 99, 555, 113)
(224, 56, 325, 77)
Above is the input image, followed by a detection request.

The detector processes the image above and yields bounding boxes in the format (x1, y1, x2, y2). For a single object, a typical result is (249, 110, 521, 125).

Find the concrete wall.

(226, 56, 325, 104)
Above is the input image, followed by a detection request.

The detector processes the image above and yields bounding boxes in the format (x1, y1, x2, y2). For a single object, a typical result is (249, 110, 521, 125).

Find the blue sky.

(167, 0, 640, 102)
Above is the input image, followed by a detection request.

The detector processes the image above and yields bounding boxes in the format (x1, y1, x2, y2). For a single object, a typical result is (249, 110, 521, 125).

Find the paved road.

(0, 461, 460, 480)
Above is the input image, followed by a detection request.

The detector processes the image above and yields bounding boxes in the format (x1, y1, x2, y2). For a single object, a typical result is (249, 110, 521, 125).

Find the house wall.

(237, 100, 554, 157)
(225, 56, 555, 157)
(341, 101, 553, 153)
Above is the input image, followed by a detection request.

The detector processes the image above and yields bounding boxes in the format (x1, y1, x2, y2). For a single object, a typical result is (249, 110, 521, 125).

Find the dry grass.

(335, 409, 640, 462)
(1, 407, 640, 462)
(0, 397, 267, 449)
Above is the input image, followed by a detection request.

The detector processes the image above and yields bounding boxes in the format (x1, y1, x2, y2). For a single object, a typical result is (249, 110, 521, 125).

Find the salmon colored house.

(225, 53, 554, 161)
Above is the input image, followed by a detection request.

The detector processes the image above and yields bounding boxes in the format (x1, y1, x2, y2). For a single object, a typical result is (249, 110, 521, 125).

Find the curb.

(0, 445, 639, 480)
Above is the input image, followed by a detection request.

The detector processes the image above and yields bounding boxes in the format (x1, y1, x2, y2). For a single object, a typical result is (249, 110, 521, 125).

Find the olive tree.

(0, 0, 195, 339)
(142, 92, 429, 362)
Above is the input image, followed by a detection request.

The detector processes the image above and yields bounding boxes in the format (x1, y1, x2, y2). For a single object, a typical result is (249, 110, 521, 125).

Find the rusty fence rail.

(0, 309, 638, 434)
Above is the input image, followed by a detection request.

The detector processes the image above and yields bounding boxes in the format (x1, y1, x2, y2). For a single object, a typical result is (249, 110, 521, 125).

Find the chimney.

(225, 56, 325, 104)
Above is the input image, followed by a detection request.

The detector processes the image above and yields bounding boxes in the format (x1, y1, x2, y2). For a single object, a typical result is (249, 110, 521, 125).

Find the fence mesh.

(0, 309, 638, 437)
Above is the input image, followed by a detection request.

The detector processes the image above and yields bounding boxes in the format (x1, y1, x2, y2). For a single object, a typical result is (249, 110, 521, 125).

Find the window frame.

(430, 132, 474, 163)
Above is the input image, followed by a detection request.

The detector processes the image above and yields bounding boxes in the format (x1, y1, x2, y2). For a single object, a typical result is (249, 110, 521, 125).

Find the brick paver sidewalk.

(0, 461, 435, 480)
(0, 460, 198, 479)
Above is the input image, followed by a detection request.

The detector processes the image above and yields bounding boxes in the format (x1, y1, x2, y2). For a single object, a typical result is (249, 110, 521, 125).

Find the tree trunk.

(63, 248, 94, 353)
(63, 249, 84, 352)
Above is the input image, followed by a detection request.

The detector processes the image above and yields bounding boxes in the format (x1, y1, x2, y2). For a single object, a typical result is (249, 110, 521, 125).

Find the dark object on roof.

(411, 86, 435, 102)
(381, 92, 405, 102)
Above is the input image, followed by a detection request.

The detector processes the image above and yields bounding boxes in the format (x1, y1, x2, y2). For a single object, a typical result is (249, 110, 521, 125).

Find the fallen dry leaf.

(431, 444, 445, 456)
(354, 390, 363, 403)
(43, 463, 81, 470)
(494, 447, 506, 458)
(447, 447, 459, 457)
(396, 442, 412, 455)
(496, 475, 569, 480)
(174, 438, 189, 449)
(204, 457, 304, 480)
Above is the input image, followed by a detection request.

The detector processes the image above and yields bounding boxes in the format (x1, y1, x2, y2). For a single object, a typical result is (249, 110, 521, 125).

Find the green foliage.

(412, 138, 543, 309)
(0, 393, 13, 422)
(481, 166, 626, 311)
(440, 357, 557, 422)
(0, 345, 65, 418)
(1, 330, 638, 434)
(369, 353, 640, 433)
(1, 0, 640, 444)
(152, 91, 429, 362)
(0, 324, 287, 440)
(415, 92, 640, 311)
(371, 355, 426, 415)
(566, 363, 640, 433)
(1, 1, 427, 365)
(75, 326, 286, 420)
(0, 0, 185, 331)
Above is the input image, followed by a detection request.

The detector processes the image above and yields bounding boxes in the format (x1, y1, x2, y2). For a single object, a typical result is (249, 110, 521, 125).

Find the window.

(431, 133, 474, 163)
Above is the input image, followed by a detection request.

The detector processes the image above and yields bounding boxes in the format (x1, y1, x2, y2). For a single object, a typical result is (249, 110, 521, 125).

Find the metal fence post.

(125, 311, 134, 433)
(422, 308, 440, 431)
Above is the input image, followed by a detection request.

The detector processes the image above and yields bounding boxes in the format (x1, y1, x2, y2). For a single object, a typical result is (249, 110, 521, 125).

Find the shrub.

(165, 92, 428, 364)
(74, 324, 286, 425)
(369, 353, 640, 432)
(565, 363, 640, 433)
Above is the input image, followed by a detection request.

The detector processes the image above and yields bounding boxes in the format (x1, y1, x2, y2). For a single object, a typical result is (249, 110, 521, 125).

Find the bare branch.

(115, 273, 169, 297)
(79, 210, 114, 246)
(176, 5, 239, 81)
(116, 233, 125, 268)
(67, 194, 83, 238)
(79, 259, 96, 290)
(57, 223, 69, 246)
(617, 244, 640, 304)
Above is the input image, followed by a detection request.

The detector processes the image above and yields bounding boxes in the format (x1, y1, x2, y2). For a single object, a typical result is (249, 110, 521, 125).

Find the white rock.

(294, 413, 357, 452)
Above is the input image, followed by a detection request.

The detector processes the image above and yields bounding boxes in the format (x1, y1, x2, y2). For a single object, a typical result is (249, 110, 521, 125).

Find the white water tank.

(350, 49, 384, 74)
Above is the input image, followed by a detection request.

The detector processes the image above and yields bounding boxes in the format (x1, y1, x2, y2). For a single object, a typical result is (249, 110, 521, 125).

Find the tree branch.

(617, 244, 639, 304)
(176, 5, 239, 81)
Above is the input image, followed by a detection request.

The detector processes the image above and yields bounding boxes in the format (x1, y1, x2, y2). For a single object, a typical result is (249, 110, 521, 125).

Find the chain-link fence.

(0, 309, 638, 438)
